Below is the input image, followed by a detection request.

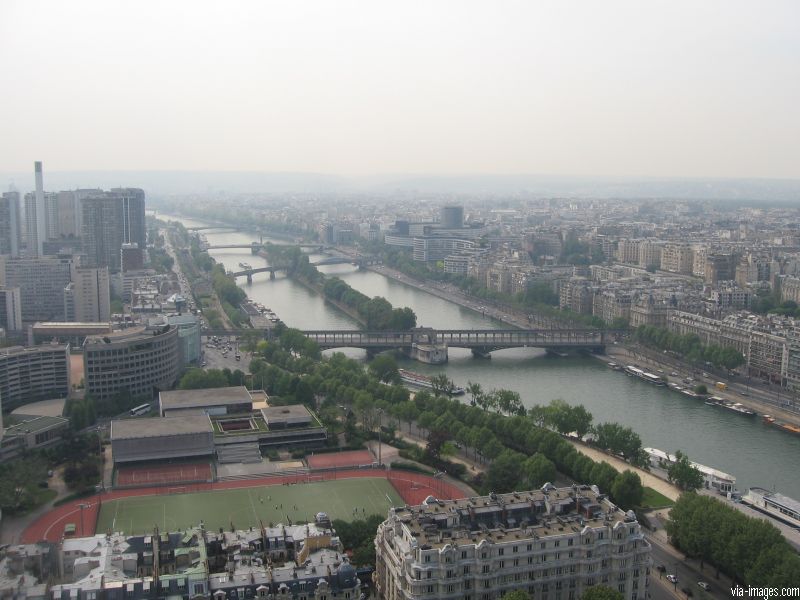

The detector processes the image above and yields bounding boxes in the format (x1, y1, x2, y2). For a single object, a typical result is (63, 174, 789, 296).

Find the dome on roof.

(337, 562, 357, 587)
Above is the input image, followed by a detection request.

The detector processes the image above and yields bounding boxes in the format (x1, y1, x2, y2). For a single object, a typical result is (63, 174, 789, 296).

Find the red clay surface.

(306, 450, 375, 469)
(116, 462, 213, 487)
(21, 469, 464, 544)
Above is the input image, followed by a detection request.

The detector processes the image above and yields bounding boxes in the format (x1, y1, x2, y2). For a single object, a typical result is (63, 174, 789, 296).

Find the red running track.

(21, 469, 464, 543)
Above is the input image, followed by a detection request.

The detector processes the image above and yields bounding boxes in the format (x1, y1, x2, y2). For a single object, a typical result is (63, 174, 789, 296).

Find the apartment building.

(83, 323, 181, 401)
(659, 244, 693, 274)
(0, 255, 74, 322)
(0, 344, 70, 411)
(64, 266, 111, 322)
(375, 487, 651, 600)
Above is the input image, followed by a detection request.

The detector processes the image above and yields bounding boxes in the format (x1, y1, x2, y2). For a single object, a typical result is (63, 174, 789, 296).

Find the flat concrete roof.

(111, 415, 213, 440)
(261, 404, 313, 425)
(3, 414, 69, 435)
(159, 386, 252, 410)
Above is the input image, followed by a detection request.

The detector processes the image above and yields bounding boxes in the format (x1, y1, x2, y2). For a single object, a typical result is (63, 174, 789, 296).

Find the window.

(482, 565, 491, 574)
(424, 555, 431, 563)
(462, 551, 468, 559)
(554, 541, 560, 547)
(527, 557, 534, 565)
(498, 548, 504, 556)
(527, 544, 532, 551)
(540, 542, 546, 550)
(513, 546, 518, 553)
(567, 539, 573, 547)
(498, 561, 504, 569)
(465, 582, 472, 590)
(513, 559, 519, 567)
(463, 566, 471, 575)
(427, 587, 434, 594)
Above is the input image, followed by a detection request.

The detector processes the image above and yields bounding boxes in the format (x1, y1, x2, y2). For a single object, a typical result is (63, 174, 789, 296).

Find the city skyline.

(2, 1, 799, 180)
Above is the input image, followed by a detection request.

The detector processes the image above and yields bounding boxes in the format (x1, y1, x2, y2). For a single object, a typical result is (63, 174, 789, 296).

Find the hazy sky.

(1, 0, 799, 179)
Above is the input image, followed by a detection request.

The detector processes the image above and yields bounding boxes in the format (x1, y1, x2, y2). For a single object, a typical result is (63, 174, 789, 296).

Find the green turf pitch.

(96, 478, 403, 535)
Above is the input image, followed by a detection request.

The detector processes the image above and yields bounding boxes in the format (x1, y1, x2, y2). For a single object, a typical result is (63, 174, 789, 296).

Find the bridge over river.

(200, 327, 617, 362)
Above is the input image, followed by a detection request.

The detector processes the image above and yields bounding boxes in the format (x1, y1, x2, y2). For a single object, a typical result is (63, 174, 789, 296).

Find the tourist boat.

(763, 415, 800, 436)
(742, 487, 800, 529)
(624, 365, 665, 386)
(398, 368, 465, 395)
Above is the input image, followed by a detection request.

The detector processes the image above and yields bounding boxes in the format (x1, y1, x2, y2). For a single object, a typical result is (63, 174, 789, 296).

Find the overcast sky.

(1, 0, 798, 179)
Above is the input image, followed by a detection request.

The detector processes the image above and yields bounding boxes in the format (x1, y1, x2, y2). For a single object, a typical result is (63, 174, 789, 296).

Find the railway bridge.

(302, 327, 619, 362)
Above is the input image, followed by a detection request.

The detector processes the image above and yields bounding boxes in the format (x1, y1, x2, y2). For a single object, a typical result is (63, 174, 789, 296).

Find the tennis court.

(96, 477, 402, 535)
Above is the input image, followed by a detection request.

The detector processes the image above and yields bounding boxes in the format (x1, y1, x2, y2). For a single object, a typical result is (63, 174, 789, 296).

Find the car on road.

(698, 582, 710, 591)
(666, 574, 678, 584)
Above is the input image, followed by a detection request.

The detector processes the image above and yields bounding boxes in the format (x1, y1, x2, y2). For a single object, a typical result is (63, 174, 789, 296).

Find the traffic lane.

(202, 338, 252, 372)
(648, 535, 722, 598)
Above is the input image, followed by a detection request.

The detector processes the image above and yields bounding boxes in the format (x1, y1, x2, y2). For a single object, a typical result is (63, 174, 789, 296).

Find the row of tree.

(666, 492, 800, 586)
(323, 276, 417, 330)
(243, 327, 648, 511)
(633, 325, 745, 370)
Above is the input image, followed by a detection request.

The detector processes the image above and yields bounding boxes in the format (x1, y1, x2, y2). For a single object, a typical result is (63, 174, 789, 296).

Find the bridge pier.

(471, 348, 492, 359)
(246, 274, 253, 283)
(269, 271, 275, 280)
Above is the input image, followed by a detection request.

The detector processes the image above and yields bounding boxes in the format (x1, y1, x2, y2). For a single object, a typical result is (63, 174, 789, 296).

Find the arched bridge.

(229, 257, 382, 281)
(186, 226, 240, 232)
(302, 327, 620, 358)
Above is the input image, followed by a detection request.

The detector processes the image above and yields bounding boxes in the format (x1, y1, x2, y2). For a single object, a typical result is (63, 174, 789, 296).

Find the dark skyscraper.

(0, 192, 22, 257)
(441, 205, 464, 229)
(81, 189, 146, 271)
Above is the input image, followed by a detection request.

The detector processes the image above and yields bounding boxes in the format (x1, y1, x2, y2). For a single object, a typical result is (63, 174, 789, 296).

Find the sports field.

(96, 477, 403, 535)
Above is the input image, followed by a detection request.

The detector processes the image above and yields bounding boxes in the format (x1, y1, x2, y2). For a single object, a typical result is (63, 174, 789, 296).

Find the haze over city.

(2, 0, 799, 186)
(2, 1, 800, 597)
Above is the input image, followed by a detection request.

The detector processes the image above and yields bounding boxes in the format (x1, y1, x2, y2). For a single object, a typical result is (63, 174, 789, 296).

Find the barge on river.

(398, 368, 465, 396)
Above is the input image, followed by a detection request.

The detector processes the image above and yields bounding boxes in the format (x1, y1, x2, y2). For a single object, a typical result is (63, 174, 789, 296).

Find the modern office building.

(81, 189, 146, 271)
(83, 322, 181, 401)
(0, 255, 74, 322)
(0, 344, 70, 411)
(441, 205, 464, 229)
(375, 487, 652, 600)
(0, 286, 23, 331)
(64, 266, 111, 322)
(158, 386, 254, 417)
(0, 191, 22, 257)
(25, 161, 48, 256)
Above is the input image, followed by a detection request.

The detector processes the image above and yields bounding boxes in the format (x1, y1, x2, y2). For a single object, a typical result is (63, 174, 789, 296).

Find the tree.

(369, 354, 400, 383)
(522, 454, 557, 488)
(429, 373, 455, 397)
(694, 384, 708, 395)
(466, 381, 484, 407)
(667, 450, 704, 492)
(501, 592, 531, 600)
(581, 586, 624, 600)
(426, 429, 450, 459)
(485, 450, 524, 493)
(179, 368, 229, 389)
(611, 470, 644, 510)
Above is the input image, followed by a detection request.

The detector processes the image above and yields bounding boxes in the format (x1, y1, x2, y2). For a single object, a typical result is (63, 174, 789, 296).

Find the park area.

(95, 477, 403, 535)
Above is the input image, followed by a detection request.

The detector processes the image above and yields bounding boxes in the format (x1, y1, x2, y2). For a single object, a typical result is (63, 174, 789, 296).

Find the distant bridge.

(186, 226, 240, 232)
(302, 327, 619, 358)
(228, 256, 382, 281)
(204, 243, 326, 251)
(229, 257, 369, 282)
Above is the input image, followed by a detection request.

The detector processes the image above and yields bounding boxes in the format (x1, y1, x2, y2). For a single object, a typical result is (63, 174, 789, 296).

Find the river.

(161, 214, 800, 499)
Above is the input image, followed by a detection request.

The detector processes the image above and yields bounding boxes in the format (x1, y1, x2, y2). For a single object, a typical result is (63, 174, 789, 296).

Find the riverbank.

(596, 347, 800, 428)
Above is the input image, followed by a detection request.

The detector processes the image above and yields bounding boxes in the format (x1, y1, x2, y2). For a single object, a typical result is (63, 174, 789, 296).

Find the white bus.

(130, 403, 150, 416)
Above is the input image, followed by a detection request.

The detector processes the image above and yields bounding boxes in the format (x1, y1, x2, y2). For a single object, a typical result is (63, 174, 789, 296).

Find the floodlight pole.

(377, 408, 383, 467)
